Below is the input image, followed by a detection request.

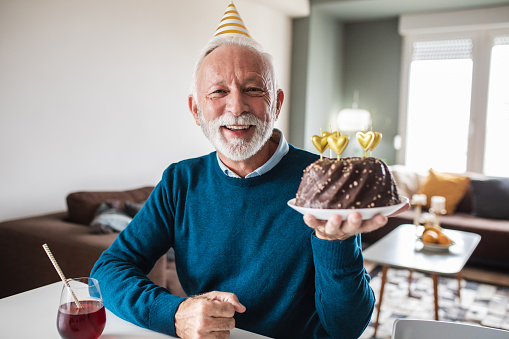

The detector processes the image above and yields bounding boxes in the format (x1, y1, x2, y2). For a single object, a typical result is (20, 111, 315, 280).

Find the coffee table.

(363, 224, 481, 337)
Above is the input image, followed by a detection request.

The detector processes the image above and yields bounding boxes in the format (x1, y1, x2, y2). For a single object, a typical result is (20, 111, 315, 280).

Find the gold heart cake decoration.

(356, 131, 376, 153)
(370, 132, 382, 151)
(369, 131, 382, 156)
(311, 127, 382, 159)
(327, 135, 349, 160)
(322, 130, 340, 157)
(311, 135, 329, 157)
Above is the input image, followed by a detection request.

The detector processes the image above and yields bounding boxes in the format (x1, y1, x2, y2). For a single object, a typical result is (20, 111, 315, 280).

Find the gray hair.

(190, 36, 279, 100)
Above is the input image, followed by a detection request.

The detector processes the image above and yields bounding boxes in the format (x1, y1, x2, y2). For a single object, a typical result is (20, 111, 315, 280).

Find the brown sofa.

(3, 172, 507, 298)
(362, 166, 509, 271)
(0, 187, 184, 299)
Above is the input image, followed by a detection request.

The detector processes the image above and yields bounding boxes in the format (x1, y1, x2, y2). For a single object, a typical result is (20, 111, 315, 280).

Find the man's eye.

(208, 89, 227, 98)
(246, 88, 265, 95)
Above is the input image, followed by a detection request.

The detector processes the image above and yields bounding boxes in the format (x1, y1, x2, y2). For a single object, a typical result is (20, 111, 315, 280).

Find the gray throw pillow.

(471, 177, 509, 220)
(90, 201, 133, 234)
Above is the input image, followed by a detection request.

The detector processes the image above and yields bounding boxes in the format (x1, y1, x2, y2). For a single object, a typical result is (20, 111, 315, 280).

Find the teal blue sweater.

(91, 146, 374, 338)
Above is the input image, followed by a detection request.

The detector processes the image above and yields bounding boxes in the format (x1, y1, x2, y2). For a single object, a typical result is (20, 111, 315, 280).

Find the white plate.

(287, 196, 409, 220)
(418, 239, 454, 252)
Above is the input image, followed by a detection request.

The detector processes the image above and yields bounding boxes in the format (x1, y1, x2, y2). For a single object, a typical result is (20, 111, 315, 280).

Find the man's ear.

(275, 89, 284, 120)
(188, 95, 200, 126)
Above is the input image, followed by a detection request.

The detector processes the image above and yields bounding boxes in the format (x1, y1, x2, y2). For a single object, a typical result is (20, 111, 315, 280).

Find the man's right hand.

(175, 291, 246, 338)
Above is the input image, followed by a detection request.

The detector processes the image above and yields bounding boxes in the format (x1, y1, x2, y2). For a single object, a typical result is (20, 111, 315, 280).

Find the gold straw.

(42, 243, 82, 309)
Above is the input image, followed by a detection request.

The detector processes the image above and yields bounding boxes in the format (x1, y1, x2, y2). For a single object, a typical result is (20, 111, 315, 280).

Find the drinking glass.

(57, 277, 106, 339)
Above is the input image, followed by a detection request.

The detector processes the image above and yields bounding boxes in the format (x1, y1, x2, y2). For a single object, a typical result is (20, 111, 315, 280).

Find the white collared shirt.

(217, 129, 289, 178)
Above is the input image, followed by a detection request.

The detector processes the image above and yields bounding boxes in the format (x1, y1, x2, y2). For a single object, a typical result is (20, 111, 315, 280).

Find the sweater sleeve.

(91, 172, 186, 337)
(311, 233, 375, 339)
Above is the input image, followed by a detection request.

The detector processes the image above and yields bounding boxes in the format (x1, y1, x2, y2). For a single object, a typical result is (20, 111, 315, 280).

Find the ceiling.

(257, 0, 309, 17)
(311, 0, 509, 21)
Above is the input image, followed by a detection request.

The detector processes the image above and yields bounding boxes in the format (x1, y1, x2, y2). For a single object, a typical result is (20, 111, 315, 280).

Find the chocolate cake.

(295, 157, 399, 209)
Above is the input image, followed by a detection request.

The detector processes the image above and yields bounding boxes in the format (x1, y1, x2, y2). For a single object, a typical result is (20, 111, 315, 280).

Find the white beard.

(198, 108, 276, 162)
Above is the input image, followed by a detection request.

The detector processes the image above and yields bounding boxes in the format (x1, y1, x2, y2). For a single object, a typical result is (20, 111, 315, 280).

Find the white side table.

(363, 224, 481, 337)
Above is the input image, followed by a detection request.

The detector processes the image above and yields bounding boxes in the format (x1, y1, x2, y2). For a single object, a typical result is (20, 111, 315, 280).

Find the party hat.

(214, 1, 251, 38)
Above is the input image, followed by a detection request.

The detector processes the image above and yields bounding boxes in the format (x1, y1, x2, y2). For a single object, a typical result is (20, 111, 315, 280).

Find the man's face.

(190, 45, 280, 161)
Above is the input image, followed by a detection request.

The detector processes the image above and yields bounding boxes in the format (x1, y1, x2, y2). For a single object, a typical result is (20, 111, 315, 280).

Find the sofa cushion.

(418, 169, 470, 214)
(471, 177, 509, 220)
(124, 200, 146, 218)
(90, 201, 133, 234)
(66, 186, 154, 225)
(389, 165, 427, 199)
(455, 184, 473, 214)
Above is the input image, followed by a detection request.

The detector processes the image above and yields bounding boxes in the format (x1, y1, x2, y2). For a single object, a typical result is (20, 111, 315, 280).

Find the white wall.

(303, 8, 343, 153)
(0, 0, 303, 221)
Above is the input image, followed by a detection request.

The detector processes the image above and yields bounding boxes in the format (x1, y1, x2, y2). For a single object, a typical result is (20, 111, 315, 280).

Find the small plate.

(418, 239, 455, 252)
(287, 196, 409, 220)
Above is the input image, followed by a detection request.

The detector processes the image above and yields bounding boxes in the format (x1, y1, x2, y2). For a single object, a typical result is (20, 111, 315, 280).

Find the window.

(399, 26, 509, 177)
(484, 37, 509, 177)
(405, 39, 473, 173)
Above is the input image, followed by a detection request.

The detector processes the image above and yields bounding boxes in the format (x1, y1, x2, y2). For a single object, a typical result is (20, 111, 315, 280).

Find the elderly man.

(92, 19, 403, 339)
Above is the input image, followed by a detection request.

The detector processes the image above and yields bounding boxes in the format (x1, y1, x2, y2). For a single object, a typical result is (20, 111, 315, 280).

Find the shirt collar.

(217, 129, 289, 178)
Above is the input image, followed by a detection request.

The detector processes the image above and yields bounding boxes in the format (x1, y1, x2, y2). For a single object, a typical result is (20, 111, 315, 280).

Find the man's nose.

(226, 89, 248, 116)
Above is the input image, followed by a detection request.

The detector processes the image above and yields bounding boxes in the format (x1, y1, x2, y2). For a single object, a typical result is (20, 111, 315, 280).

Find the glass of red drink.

(57, 277, 106, 339)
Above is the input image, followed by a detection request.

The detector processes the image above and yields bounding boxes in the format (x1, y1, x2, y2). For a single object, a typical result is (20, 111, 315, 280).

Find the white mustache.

(213, 113, 263, 127)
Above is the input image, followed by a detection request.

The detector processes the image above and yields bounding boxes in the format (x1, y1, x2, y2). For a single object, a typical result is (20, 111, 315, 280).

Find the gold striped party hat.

(214, 1, 251, 38)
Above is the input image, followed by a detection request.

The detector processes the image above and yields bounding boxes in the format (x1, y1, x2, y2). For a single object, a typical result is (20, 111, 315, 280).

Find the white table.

(0, 282, 270, 339)
(363, 224, 481, 338)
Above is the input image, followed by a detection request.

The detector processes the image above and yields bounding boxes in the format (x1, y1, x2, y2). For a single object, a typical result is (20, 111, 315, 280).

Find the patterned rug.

(360, 266, 509, 338)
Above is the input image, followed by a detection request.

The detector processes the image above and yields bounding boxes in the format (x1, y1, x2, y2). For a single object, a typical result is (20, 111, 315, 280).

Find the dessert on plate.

(295, 156, 400, 210)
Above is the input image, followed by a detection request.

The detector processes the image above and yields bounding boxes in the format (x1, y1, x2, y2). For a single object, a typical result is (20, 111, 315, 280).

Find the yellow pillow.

(418, 169, 471, 215)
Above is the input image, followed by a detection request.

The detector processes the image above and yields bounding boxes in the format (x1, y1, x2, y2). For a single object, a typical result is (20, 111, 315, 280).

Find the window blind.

(494, 36, 509, 46)
(412, 39, 473, 60)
